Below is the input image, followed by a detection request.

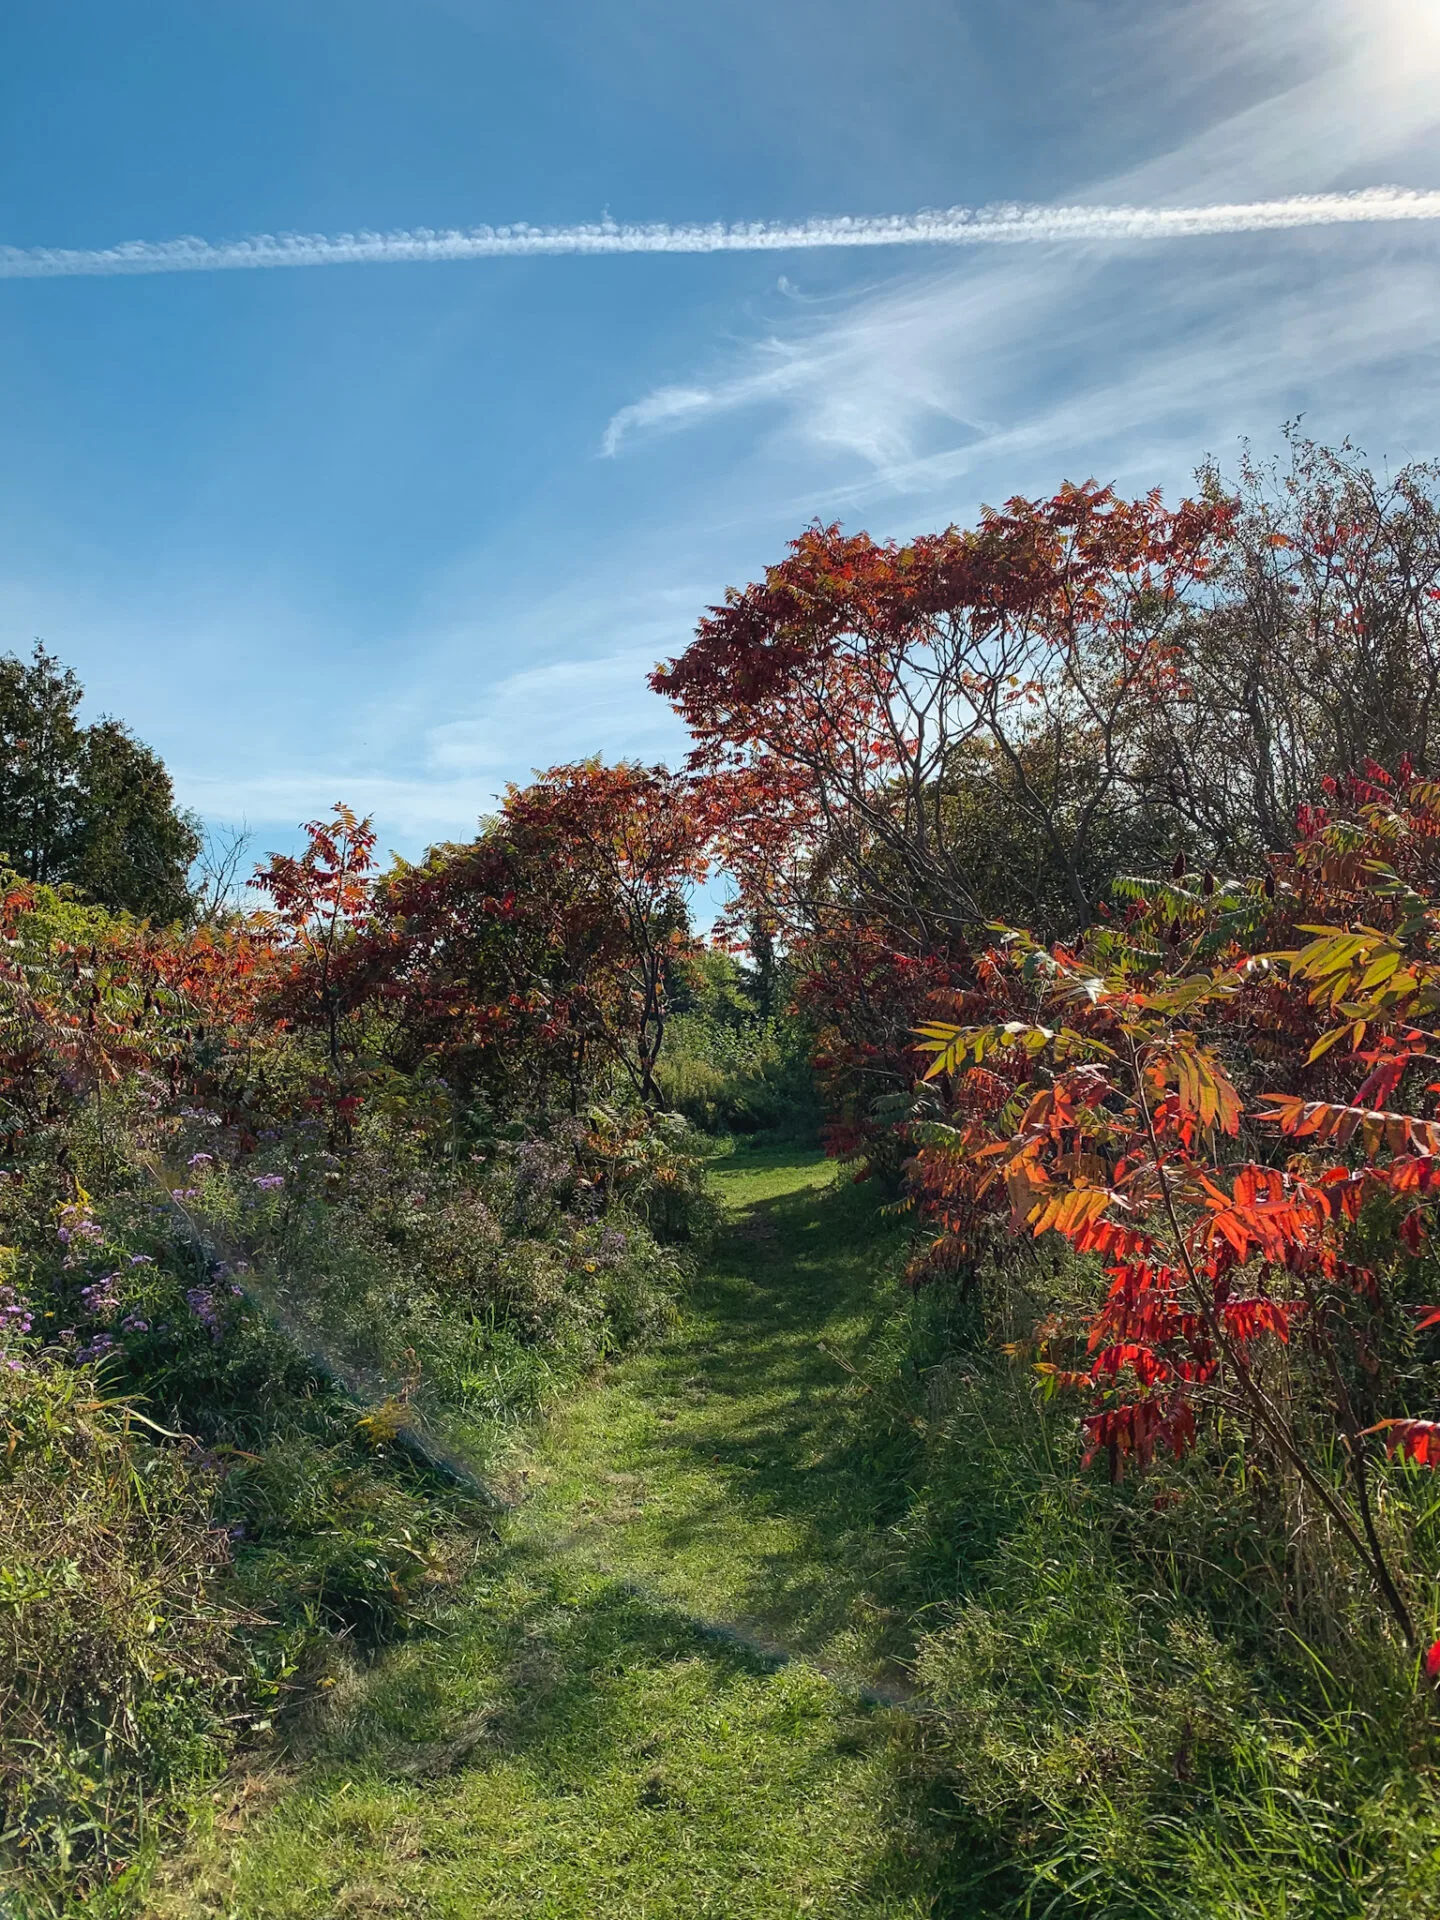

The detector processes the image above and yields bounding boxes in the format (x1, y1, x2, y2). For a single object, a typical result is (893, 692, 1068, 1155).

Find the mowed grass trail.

(513, 1147, 923, 1690)
(156, 1149, 976, 1920)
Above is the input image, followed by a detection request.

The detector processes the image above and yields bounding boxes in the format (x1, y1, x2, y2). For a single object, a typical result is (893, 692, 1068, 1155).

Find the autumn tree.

(653, 485, 1235, 952)
(650, 487, 1235, 1166)
(252, 804, 378, 1075)
(909, 766, 1440, 1666)
(355, 828, 607, 1118)
(501, 762, 712, 1104)
(309, 763, 713, 1124)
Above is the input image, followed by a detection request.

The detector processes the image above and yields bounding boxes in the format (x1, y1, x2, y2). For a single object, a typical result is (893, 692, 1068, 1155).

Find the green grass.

(141, 1146, 1440, 1920)
(153, 1147, 980, 1920)
(513, 1146, 920, 1684)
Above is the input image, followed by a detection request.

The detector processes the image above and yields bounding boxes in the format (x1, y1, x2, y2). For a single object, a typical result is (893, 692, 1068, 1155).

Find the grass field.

(153, 1148, 980, 1920)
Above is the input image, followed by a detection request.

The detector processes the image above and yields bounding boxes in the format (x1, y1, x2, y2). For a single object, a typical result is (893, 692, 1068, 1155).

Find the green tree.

(0, 644, 199, 921)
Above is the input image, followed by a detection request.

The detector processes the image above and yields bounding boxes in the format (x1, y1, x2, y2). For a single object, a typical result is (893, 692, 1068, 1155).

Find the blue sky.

(2, 0, 1438, 865)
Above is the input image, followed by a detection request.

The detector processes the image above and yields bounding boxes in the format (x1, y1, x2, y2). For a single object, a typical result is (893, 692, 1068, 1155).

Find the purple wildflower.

(80, 1272, 121, 1319)
(56, 1214, 103, 1265)
(251, 1173, 284, 1193)
(0, 1287, 33, 1337)
(186, 1287, 222, 1337)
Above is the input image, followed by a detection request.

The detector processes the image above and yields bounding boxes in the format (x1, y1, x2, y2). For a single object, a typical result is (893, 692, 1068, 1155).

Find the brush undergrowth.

(851, 1241, 1440, 1917)
(13, 1086, 1440, 1914)
(660, 949, 820, 1142)
(0, 1096, 709, 1915)
(154, 1143, 1440, 1919)
(0, 1363, 239, 1910)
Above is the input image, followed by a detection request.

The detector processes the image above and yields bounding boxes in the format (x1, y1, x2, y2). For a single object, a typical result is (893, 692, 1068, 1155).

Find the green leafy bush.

(661, 950, 819, 1140)
(0, 1078, 695, 1911)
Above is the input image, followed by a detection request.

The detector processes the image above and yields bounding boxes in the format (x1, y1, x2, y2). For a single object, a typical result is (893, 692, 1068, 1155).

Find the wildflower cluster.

(0, 1281, 32, 1371)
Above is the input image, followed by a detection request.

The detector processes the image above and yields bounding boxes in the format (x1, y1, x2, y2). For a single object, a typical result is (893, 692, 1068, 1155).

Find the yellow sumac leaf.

(1196, 1052, 1242, 1135)
(1030, 1185, 1113, 1240)
(1360, 950, 1402, 990)
(914, 1021, 987, 1079)
(1175, 1050, 1200, 1116)
(1306, 1023, 1352, 1065)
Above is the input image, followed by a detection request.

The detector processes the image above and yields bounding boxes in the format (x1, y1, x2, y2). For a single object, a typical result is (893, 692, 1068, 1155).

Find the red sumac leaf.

(1366, 1418, 1440, 1466)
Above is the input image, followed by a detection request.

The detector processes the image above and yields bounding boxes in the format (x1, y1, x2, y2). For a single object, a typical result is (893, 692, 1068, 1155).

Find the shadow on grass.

(235, 1153, 1022, 1916)
(573, 1159, 960, 1669)
(288, 1538, 1012, 1917)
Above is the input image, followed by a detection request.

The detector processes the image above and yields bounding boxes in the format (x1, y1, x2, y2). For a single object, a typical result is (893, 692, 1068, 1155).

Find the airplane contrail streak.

(3, 188, 1439, 280)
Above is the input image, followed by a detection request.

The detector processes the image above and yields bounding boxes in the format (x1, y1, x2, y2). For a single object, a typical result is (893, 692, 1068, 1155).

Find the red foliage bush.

(910, 766, 1440, 1658)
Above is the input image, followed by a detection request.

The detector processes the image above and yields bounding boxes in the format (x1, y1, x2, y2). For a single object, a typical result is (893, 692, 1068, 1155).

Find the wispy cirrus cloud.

(601, 388, 721, 458)
(174, 643, 695, 844)
(9, 0, 1440, 873)
(600, 0, 1440, 476)
(6, 188, 1440, 281)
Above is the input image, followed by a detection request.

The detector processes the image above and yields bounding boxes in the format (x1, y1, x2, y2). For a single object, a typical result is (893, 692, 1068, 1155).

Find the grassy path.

(158, 1148, 971, 1919)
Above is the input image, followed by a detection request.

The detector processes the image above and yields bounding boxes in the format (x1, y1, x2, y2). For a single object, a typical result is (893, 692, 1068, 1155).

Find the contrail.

(4, 188, 1440, 281)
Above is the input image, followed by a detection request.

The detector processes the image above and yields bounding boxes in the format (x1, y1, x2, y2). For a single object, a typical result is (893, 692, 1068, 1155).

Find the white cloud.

(11, 0, 1440, 873)
(424, 645, 689, 778)
(600, 0, 1440, 483)
(601, 387, 723, 457)
(0, 512, 719, 858)
(167, 642, 695, 852)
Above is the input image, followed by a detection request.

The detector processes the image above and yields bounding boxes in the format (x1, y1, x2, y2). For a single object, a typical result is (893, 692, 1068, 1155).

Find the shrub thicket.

(661, 949, 820, 1139)
(0, 828, 713, 1910)
(831, 1236, 1440, 1917)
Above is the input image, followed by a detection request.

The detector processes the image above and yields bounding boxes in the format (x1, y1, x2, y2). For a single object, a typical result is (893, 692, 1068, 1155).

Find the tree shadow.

(295, 1539, 1010, 1915)
(569, 1166, 950, 1673)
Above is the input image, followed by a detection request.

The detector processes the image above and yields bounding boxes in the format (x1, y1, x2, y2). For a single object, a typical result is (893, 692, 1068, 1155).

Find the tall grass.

(662, 1011, 820, 1139)
(853, 1250, 1440, 1917)
(0, 1363, 241, 1909)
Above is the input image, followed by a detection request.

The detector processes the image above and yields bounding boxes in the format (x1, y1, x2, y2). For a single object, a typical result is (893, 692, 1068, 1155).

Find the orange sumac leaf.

(1256, 1094, 1440, 1158)
(1028, 1185, 1115, 1239)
